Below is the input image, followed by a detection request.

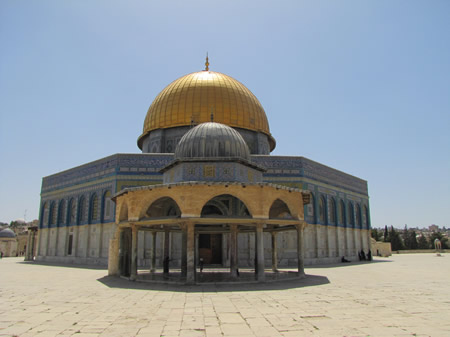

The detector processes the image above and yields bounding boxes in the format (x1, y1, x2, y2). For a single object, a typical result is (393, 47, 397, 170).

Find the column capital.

(254, 221, 265, 229)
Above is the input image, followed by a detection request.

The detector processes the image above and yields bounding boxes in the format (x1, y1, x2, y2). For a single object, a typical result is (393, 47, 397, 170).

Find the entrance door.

(199, 234, 222, 265)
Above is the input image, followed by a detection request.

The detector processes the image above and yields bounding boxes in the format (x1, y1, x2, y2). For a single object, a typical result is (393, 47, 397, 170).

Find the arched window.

(68, 199, 76, 225)
(339, 200, 345, 225)
(319, 196, 326, 224)
(50, 202, 57, 227)
(329, 198, 336, 225)
(58, 200, 66, 226)
(356, 204, 362, 229)
(79, 197, 86, 223)
(103, 191, 113, 221)
(363, 205, 370, 229)
(41, 202, 49, 228)
(347, 202, 354, 228)
(90, 194, 99, 221)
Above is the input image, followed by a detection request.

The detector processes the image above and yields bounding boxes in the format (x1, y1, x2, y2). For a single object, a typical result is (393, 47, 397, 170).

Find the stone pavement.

(1, 254, 449, 337)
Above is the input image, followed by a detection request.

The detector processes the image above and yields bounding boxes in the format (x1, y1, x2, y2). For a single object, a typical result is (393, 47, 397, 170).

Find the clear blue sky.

(1, 1, 449, 228)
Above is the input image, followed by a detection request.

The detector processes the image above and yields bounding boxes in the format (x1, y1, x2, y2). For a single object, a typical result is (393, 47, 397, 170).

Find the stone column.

(181, 225, 187, 276)
(297, 224, 305, 277)
(163, 228, 170, 274)
(344, 227, 349, 257)
(45, 227, 50, 256)
(314, 225, 319, 258)
(116, 227, 124, 276)
(31, 229, 37, 259)
(36, 228, 42, 257)
(150, 232, 157, 273)
(25, 230, 32, 261)
(271, 232, 278, 272)
(195, 233, 199, 269)
(85, 226, 90, 259)
(108, 229, 120, 276)
(55, 226, 59, 257)
(256, 223, 265, 281)
(130, 225, 138, 281)
(73, 226, 79, 257)
(186, 222, 195, 284)
(98, 223, 104, 259)
(230, 224, 238, 278)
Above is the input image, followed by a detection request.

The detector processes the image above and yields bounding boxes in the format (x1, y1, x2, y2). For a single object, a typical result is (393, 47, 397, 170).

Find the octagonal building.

(35, 59, 371, 283)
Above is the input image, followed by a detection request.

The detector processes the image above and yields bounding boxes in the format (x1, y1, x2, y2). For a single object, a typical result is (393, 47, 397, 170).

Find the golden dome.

(138, 70, 275, 151)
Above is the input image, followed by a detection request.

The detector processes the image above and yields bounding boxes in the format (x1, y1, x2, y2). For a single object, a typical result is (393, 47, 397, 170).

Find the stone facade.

(37, 153, 371, 266)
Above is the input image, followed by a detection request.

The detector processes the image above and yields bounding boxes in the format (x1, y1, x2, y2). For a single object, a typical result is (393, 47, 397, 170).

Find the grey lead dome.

(174, 122, 251, 161)
(0, 228, 16, 238)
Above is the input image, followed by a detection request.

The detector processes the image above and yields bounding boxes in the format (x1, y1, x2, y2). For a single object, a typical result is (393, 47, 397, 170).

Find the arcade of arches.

(108, 182, 307, 284)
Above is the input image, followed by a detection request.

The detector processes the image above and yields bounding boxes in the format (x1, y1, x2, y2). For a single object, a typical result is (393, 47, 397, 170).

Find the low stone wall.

(392, 249, 448, 254)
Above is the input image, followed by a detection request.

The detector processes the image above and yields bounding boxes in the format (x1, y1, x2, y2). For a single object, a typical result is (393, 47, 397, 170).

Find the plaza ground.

(0, 254, 448, 337)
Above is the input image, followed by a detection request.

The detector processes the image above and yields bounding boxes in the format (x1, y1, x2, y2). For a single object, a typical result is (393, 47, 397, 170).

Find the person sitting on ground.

(341, 256, 350, 263)
(360, 249, 366, 260)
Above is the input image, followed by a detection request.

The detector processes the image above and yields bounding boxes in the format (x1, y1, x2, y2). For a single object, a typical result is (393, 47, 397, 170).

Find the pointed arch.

(309, 192, 317, 224)
(269, 199, 293, 219)
(90, 193, 99, 222)
(319, 195, 327, 224)
(347, 202, 355, 228)
(329, 197, 337, 225)
(49, 202, 57, 227)
(145, 197, 181, 219)
(339, 199, 346, 226)
(363, 205, 370, 229)
(201, 194, 251, 217)
(102, 190, 113, 221)
(68, 198, 76, 225)
(356, 204, 362, 229)
(78, 196, 86, 224)
(40, 202, 49, 228)
(57, 199, 66, 226)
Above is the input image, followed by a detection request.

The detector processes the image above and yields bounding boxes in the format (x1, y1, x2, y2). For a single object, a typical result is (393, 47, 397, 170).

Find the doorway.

(119, 229, 131, 277)
(198, 234, 222, 265)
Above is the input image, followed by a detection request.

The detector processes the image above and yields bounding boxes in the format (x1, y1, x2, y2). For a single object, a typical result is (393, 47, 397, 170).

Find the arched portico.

(108, 182, 308, 284)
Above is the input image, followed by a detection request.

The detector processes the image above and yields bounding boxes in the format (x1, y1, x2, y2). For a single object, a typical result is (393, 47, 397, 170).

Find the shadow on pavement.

(19, 261, 107, 270)
(96, 273, 330, 292)
(306, 259, 393, 269)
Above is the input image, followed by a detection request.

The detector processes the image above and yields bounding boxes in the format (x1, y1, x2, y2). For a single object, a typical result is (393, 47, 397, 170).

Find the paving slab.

(1, 254, 449, 337)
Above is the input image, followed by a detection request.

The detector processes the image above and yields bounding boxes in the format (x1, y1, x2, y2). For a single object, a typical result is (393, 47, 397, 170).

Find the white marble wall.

(36, 224, 370, 267)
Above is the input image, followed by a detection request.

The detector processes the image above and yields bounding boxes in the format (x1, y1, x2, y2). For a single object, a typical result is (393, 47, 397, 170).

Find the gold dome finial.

(205, 52, 209, 71)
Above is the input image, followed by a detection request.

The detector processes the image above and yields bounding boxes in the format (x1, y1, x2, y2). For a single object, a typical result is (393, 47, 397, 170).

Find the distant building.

(0, 228, 18, 257)
(429, 225, 439, 232)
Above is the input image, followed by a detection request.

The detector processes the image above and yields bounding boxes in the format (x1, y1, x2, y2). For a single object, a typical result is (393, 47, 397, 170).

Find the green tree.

(429, 232, 449, 249)
(417, 235, 429, 249)
(401, 225, 409, 247)
(389, 226, 404, 251)
(371, 228, 381, 241)
(384, 225, 389, 242)
(405, 230, 418, 250)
